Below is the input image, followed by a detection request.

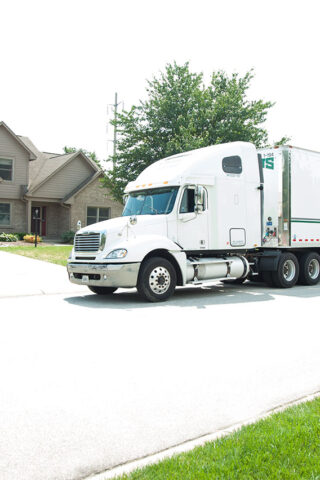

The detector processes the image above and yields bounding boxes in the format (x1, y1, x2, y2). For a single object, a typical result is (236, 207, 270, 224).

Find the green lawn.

(1, 245, 73, 266)
(114, 397, 320, 480)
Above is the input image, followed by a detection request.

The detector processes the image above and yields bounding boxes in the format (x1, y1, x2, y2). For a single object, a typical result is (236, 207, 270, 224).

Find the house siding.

(0, 198, 27, 232)
(32, 156, 95, 198)
(70, 177, 123, 230)
(0, 126, 29, 199)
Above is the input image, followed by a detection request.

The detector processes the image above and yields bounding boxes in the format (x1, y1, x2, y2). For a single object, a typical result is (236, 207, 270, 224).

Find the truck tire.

(137, 257, 177, 302)
(271, 253, 299, 288)
(298, 252, 320, 285)
(88, 286, 118, 295)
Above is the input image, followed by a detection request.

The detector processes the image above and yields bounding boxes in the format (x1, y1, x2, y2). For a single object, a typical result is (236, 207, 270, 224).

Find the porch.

(27, 201, 70, 239)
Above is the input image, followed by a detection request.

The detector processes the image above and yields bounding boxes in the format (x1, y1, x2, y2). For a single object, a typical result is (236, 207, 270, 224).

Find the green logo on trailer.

(262, 155, 274, 170)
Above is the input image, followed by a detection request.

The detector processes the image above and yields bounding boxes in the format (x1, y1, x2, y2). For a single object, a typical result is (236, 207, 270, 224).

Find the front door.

(177, 186, 209, 250)
(31, 206, 47, 236)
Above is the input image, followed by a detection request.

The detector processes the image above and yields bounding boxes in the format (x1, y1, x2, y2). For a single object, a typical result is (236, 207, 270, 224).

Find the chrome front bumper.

(67, 262, 140, 288)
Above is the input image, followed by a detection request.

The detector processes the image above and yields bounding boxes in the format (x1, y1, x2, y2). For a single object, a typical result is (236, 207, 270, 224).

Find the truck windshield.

(123, 187, 179, 216)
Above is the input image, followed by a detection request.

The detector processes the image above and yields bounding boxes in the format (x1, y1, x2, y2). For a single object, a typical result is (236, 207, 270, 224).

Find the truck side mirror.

(77, 220, 82, 231)
(194, 185, 205, 213)
(123, 193, 129, 205)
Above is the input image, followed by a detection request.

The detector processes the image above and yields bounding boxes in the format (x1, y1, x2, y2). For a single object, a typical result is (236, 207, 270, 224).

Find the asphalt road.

(1, 252, 320, 480)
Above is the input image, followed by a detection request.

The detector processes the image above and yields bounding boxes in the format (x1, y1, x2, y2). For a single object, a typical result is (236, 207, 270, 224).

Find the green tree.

(103, 62, 289, 201)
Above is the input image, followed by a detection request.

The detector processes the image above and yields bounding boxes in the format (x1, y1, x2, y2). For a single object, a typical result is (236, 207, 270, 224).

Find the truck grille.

(75, 232, 101, 252)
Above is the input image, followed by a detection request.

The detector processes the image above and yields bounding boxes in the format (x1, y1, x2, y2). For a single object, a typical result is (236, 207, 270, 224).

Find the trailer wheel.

(271, 253, 299, 288)
(298, 252, 320, 285)
(88, 286, 118, 295)
(137, 257, 177, 302)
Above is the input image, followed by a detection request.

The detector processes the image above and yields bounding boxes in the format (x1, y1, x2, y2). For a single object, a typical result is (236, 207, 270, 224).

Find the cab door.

(177, 185, 209, 250)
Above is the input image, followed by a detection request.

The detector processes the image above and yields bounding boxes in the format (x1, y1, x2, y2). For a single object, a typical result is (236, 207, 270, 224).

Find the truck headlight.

(105, 248, 128, 259)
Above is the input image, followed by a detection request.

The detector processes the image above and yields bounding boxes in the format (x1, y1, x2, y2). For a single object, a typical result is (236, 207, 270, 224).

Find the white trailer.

(67, 142, 320, 301)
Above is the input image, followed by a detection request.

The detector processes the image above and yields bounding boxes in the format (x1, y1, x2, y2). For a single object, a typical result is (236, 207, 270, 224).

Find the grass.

(0, 245, 73, 266)
(114, 397, 320, 480)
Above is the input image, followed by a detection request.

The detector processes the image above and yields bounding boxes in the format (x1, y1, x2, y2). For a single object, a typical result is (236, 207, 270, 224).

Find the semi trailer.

(67, 141, 320, 301)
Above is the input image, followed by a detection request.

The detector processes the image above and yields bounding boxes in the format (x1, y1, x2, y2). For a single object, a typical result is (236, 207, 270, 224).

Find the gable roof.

(17, 136, 100, 194)
(0, 121, 36, 160)
(62, 170, 103, 203)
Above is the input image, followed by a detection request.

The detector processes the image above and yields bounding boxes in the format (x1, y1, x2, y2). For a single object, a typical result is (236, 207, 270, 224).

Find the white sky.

(1, 0, 319, 163)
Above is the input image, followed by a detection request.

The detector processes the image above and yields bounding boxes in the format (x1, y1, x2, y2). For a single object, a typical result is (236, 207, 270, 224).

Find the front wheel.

(137, 257, 177, 302)
(88, 286, 118, 295)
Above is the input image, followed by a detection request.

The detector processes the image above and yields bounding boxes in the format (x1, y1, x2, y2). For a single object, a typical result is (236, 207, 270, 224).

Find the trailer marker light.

(148, 183, 152, 186)
(293, 239, 296, 242)
(299, 239, 302, 242)
(311, 239, 314, 241)
(136, 185, 140, 188)
(163, 181, 168, 184)
(317, 239, 319, 242)
(142, 184, 146, 187)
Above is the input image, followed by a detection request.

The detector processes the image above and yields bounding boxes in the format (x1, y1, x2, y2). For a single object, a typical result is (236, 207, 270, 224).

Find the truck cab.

(67, 141, 261, 301)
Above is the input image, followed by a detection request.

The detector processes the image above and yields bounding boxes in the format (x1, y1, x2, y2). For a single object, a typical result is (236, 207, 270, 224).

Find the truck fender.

(141, 249, 187, 286)
(122, 234, 186, 286)
(259, 251, 282, 272)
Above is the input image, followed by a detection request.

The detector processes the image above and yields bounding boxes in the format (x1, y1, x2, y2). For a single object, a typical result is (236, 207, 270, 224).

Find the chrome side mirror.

(77, 220, 82, 231)
(194, 185, 205, 213)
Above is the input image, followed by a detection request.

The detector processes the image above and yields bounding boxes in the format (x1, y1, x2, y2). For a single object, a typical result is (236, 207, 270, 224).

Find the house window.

(0, 203, 10, 226)
(87, 206, 110, 225)
(0, 158, 13, 181)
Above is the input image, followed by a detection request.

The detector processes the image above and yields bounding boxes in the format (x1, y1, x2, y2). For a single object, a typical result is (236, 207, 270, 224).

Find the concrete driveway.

(1, 251, 320, 480)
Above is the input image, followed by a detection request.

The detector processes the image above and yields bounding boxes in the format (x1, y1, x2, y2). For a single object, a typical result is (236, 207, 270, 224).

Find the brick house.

(0, 121, 122, 238)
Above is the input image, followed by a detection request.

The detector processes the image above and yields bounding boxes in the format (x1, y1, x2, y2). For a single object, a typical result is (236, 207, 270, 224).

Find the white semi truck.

(67, 142, 320, 301)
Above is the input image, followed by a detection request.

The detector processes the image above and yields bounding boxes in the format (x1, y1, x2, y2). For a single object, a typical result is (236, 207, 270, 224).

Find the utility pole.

(107, 92, 123, 168)
(107, 93, 123, 168)
(113, 92, 118, 161)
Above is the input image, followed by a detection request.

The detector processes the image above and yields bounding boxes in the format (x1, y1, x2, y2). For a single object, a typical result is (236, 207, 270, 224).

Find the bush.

(61, 231, 75, 244)
(13, 232, 28, 240)
(0, 232, 19, 242)
(23, 234, 42, 243)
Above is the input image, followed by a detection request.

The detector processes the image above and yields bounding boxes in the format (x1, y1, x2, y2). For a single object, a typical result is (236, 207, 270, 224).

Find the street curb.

(83, 389, 320, 480)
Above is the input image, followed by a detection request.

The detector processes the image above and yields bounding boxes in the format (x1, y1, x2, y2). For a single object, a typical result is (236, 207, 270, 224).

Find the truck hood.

(77, 215, 167, 251)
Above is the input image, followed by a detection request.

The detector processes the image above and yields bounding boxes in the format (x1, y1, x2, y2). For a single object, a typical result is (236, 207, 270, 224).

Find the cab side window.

(222, 155, 242, 174)
(179, 187, 195, 213)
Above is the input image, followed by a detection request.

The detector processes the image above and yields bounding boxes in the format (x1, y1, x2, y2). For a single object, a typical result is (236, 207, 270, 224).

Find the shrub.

(0, 232, 19, 242)
(61, 231, 75, 244)
(23, 234, 42, 243)
(13, 232, 28, 240)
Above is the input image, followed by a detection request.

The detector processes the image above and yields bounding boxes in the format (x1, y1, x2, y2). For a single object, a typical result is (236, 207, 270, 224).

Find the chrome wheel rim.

(149, 266, 171, 294)
(283, 259, 296, 282)
(308, 259, 320, 280)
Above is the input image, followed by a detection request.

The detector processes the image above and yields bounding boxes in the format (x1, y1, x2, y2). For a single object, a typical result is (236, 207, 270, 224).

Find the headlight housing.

(99, 232, 107, 251)
(105, 248, 128, 259)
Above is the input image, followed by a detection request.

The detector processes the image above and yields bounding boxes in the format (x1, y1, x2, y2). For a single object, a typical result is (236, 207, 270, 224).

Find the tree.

(103, 62, 289, 201)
